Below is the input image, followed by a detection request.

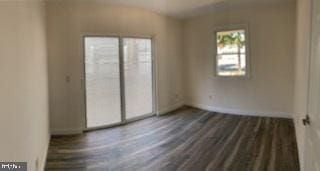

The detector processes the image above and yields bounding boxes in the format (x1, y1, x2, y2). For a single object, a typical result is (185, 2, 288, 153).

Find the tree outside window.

(215, 28, 248, 77)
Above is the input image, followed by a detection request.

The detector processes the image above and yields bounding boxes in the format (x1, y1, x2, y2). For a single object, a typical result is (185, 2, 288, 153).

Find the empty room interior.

(1, 0, 320, 170)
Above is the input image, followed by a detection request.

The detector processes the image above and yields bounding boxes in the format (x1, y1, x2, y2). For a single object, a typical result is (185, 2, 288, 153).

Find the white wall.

(46, 1, 184, 134)
(183, 2, 296, 118)
(0, 1, 50, 171)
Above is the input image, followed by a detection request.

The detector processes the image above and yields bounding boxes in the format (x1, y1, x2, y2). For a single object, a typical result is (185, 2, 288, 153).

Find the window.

(214, 25, 249, 77)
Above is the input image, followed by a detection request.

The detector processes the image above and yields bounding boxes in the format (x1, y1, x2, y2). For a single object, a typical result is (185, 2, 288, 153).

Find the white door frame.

(304, 0, 320, 170)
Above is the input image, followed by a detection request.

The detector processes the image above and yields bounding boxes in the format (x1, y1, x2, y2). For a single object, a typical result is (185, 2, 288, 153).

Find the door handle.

(302, 115, 311, 126)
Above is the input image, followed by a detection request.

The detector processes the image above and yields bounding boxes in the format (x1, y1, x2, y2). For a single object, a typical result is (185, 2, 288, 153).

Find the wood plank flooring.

(46, 107, 300, 171)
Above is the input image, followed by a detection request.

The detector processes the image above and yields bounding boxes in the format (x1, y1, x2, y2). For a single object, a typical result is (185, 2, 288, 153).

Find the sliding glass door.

(84, 37, 122, 128)
(123, 38, 153, 119)
(84, 36, 154, 129)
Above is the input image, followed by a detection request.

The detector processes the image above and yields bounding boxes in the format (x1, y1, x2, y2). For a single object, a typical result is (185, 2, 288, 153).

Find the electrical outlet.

(65, 76, 71, 83)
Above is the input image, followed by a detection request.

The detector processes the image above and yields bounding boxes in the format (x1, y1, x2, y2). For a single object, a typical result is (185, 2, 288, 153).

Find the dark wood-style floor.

(46, 107, 300, 171)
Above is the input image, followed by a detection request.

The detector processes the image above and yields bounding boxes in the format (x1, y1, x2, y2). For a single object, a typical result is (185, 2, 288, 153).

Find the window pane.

(217, 54, 246, 76)
(85, 37, 122, 128)
(216, 29, 245, 54)
(216, 29, 247, 76)
(123, 38, 153, 119)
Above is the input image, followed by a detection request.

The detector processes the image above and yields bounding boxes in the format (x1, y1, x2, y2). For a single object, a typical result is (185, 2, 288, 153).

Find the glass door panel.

(123, 38, 153, 119)
(84, 37, 122, 128)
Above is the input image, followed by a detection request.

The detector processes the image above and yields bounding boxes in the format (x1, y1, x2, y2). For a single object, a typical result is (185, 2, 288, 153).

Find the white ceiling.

(66, 0, 295, 19)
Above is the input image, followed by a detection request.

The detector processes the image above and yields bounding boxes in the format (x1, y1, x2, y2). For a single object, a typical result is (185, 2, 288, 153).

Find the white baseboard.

(51, 128, 83, 136)
(186, 101, 292, 118)
(39, 135, 50, 171)
(157, 101, 184, 116)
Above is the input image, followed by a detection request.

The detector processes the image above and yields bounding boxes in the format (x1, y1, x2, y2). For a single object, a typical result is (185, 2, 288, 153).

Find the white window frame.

(213, 23, 250, 78)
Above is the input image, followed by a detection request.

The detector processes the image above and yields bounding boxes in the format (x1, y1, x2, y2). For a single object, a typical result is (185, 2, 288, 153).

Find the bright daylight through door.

(85, 37, 122, 128)
(123, 38, 153, 119)
(84, 36, 154, 128)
